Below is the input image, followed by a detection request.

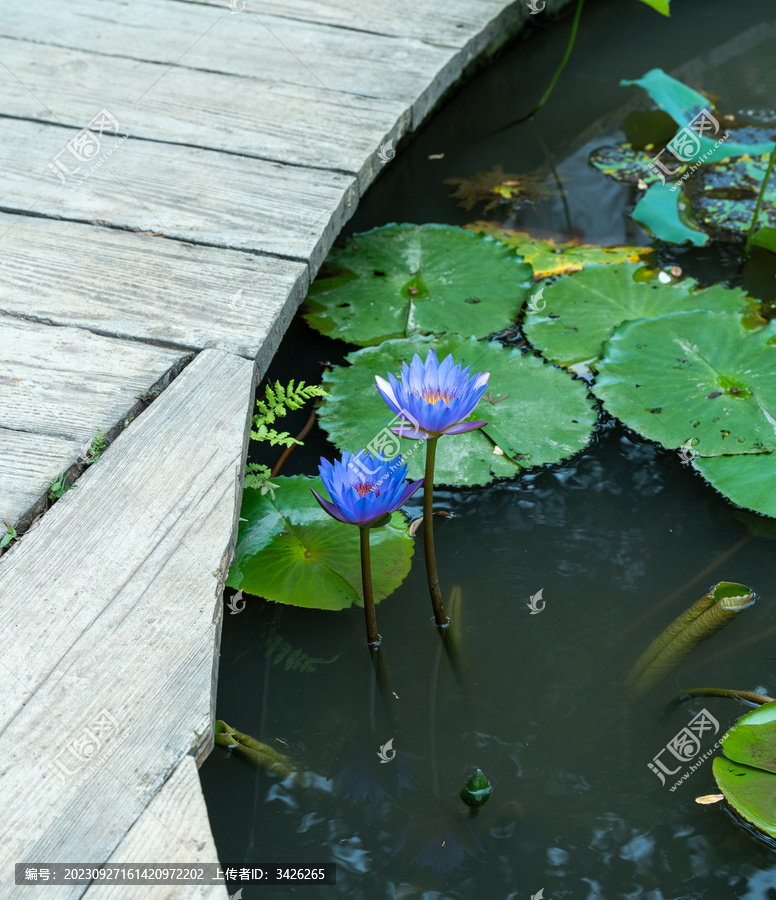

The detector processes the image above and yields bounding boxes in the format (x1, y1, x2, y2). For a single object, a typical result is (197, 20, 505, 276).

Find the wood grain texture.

(0, 349, 254, 897)
(178, 0, 516, 46)
(1, 117, 357, 271)
(86, 757, 228, 900)
(0, 315, 189, 529)
(0, 212, 309, 364)
(0, 36, 408, 175)
(0, 0, 455, 103)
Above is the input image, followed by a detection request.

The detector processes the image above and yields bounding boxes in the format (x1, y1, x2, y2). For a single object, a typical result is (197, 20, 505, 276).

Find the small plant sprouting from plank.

(1, 520, 18, 551)
(42, 471, 75, 502)
(264, 631, 341, 674)
(82, 428, 107, 465)
(245, 380, 328, 498)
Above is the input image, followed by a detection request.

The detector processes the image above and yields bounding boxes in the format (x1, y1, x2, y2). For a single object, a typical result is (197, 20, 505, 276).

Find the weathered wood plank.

(85, 757, 228, 900)
(179, 0, 514, 46)
(0, 348, 253, 897)
(1, 118, 357, 270)
(0, 315, 189, 530)
(0, 36, 408, 175)
(0, 213, 309, 364)
(0, 0, 454, 104)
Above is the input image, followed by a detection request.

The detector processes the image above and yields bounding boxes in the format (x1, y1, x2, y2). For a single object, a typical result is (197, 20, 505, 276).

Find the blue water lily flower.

(311, 449, 424, 528)
(375, 348, 490, 439)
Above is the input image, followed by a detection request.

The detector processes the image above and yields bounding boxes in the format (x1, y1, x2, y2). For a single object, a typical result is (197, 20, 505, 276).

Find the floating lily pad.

(751, 226, 776, 254)
(713, 702, 776, 840)
(594, 310, 776, 456)
(523, 262, 756, 367)
(693, 453, 776, 519)
(226, 476, 413, 609)
(466, 222, 650, 277)
(317, 334, 596, 487)
(303, 224, 532, 347)
(720, 700, 776, 773)
(713, 757, 776, 841)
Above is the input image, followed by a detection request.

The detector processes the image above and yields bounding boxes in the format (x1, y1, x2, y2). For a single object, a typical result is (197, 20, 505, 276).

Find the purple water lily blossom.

(311, 449, 424, 528)
(375, 348, 490, 440)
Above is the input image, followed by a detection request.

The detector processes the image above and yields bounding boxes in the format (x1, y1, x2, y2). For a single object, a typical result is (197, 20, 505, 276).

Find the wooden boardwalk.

(0, 0, 572, 895)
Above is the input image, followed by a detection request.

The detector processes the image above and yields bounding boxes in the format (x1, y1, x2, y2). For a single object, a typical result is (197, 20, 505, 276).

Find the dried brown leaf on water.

(445, 164, 557, 214)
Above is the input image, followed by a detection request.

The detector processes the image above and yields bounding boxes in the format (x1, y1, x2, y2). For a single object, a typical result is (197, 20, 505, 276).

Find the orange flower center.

(420, 388, 457, 405)
(353, 482, 378, 497)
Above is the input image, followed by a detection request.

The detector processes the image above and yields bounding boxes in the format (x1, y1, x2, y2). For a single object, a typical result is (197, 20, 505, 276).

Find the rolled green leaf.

(627, 582, 754, 699)
(214, 720, 298, 779)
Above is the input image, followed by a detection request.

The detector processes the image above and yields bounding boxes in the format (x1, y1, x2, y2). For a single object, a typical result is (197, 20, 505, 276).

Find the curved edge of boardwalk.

(0, 1, 573, 896)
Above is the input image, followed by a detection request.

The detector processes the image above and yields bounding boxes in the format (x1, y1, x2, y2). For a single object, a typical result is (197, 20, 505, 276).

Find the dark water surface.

(201, 1, 776, 896)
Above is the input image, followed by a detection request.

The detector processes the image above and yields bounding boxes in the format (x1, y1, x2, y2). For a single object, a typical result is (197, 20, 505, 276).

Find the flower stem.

(423, 437, 448, 627)
(744, 140, 776, 256)
(359, 526, 380, 646)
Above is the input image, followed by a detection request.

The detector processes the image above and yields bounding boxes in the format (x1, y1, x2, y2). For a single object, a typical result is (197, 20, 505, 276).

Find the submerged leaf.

(317, 334, 596, 488)
(445, 164, 556, 214)
(227, 476, 413, 609)
(304, 224, 531, 347)
(632, 182, 708, 246)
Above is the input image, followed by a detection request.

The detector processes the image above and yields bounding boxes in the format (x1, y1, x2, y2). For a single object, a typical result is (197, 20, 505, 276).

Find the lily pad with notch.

(227, 475, 414, 609)
(304, 224, 532, 347)
(594, 310, 776, 456)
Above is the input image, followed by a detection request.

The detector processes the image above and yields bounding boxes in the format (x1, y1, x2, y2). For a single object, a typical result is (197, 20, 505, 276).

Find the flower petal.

(439, 420, 487, 435)
(311, 488, 351, 524)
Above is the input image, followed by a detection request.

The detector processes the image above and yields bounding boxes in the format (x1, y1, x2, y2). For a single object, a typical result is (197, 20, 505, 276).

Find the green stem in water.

(360, 526, 380, 646)
(667, 687, 774, 710)
(524, 0, 585, 122)
(745, 140, 776, 256)
(423, 437, 448, 627)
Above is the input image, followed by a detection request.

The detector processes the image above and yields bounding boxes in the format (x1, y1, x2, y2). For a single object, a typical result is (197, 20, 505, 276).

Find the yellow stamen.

(420, 387, 457, 405)
(353, 482, 377, 497)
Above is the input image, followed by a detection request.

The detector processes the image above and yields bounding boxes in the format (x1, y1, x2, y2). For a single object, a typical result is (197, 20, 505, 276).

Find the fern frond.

(250, 379, 328, 441)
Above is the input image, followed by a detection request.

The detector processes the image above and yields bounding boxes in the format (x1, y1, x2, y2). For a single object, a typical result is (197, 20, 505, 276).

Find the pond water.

(200, 0, 776, 896)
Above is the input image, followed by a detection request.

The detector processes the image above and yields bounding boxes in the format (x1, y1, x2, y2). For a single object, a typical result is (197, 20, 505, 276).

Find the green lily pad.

(523, 262, 755, 367)
(720, 700, 776, 774)
(621, 69, 711, 130)
(226, 476, 413, 609)
(467, 222, 650, 277)
(713, 757, 776, 841)
(694, 453, 776, 519)
(317, 334, 596, 487)
(713, 702, 776, 840)
(632, 182, 708, 246)
(636, 0, 670, 16)
(594, 310, 776, 456)
(751, 226, 776, 254)
(303, 224, 532, 347)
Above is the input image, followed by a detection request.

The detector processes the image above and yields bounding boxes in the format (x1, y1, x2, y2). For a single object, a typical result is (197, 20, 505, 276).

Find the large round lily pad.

(523, 262, 757, 367)
(713, 757, 776, 841)
(317, 334, 597, 487)
(226, 476, 414, 609)
(303, 224, 532, 347)
(594, 311, 776, 456)
(720, 700, 776, 774)
(694, 453, 776, 519)
(713, 701, 776, 840)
